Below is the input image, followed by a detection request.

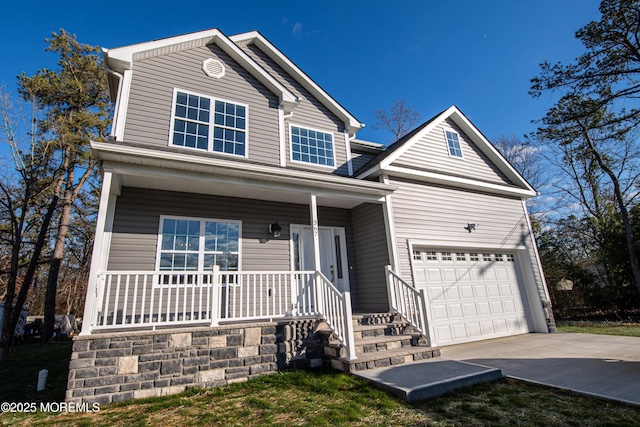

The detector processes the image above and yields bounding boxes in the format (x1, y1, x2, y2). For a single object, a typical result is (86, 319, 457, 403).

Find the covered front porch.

(81, 142, 414, 359)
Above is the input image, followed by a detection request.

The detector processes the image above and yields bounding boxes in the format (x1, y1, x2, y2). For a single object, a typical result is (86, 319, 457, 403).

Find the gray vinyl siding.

(350, 203, 390, 312)
(241, 44, 350, 176)
(122, 44, 281, 166)
(388, 177, 546, 301)
(393, 119, 512, 185)
(108, 187, 355, 283)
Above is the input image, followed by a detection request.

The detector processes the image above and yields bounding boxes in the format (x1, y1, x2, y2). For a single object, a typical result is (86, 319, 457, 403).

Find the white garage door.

(411, 249, 531, 346)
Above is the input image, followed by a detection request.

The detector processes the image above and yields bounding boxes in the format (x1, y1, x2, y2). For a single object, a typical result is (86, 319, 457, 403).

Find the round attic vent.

(202, 58, 225, 78)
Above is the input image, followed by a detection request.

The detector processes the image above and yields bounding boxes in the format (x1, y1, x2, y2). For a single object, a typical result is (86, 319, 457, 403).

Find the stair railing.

(385, 265, 431, 345)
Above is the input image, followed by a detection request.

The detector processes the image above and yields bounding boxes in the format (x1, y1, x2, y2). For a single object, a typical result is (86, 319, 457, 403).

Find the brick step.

(355, 334, 427, 354)
(352, 313, 399, 327)
(330, 346, 441, 373)
(353, 322, 414, 339)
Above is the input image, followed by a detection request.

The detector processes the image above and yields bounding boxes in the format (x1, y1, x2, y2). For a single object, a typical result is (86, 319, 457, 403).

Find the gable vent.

(202, 58, 225, 78)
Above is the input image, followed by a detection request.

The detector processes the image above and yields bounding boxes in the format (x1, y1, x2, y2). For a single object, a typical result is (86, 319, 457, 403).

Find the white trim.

(381, 175, 400, 272)
(104, 28, 298, 111)
(169, 88, 249, 159)
(81, 169, 118, 335)
(289, 123, 337, 169)
(309, 195, 321, 273)
(91, 141, 395, 199)
(110, 69, 132, 141)
(356, 106, 536, 195)
(278, 107, 286, 167)
(344, 131, 353, 176)
(230, 31, 363, 134)
(384, 165, 537, 197)
(154, 215, 242, 276)
(521, 199, 551, 303)
(444, 129, 464, 159)
(408, 239, 528, 252)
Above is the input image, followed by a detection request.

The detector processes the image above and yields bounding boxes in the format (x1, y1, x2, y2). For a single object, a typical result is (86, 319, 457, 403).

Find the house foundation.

(65, 319, 324, 405)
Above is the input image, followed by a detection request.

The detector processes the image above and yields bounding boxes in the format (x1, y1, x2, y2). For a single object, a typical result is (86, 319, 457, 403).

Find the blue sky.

(0, 0, 601, 145)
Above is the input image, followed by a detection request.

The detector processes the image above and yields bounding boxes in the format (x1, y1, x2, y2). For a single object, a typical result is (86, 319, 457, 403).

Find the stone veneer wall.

(66, 319, 323, 405)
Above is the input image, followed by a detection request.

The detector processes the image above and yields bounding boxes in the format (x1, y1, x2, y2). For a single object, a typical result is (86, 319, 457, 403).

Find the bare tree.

(372, 100, 423, 142)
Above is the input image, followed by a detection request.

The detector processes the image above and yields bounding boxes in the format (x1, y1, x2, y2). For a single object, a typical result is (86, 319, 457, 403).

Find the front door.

(291, 225, 350, 292)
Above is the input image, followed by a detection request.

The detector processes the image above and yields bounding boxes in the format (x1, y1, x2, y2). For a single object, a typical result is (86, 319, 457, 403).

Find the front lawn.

(556, 320, 640, 337)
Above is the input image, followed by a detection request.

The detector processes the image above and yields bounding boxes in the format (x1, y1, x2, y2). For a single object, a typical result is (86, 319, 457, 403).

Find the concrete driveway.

(441, 332, 640, 406)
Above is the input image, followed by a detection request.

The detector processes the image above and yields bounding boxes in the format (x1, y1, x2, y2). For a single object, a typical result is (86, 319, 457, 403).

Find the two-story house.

(67, 28, 553, 405)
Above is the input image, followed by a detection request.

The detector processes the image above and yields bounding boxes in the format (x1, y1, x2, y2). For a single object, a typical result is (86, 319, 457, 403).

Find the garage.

(411, 248, 532, 346)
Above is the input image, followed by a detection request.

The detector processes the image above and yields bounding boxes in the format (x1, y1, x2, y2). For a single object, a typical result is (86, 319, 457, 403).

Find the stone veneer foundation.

(66, 319, 324, 405)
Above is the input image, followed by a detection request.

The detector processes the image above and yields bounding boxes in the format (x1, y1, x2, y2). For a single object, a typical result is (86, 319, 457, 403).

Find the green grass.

(2, 333, 640, 426)
(556, 320, 640, 337)
(2, 370, 639, 427)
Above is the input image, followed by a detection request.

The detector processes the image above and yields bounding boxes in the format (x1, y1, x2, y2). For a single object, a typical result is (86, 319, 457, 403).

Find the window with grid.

(291, 126, 334, 166)
(445, 130, 463, 158)
(469, 253, 479, 261)
(171, 90, 247, 156)
(157, 217, 240, 284)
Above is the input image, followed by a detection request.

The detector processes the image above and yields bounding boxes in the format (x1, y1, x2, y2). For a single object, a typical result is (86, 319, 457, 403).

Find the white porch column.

(309, 194, 321, 273)
(80, 169, 118, 335)
(381, 174, 400, 272)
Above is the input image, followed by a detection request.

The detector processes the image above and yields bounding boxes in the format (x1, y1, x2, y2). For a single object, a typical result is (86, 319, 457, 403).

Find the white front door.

(292, 225, 350, 292)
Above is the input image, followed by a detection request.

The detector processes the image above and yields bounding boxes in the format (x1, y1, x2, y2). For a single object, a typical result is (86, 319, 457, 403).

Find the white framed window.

(290, 124, 335, 167)
(413, 250, 422, 261)
(444, 130, 463, 158)
(425, 251, 438, 261)
(169, 89, 248, 157)
(156, 216, 241, 278)
(469, 253, 479, 262)
(441, 252, 453, 261)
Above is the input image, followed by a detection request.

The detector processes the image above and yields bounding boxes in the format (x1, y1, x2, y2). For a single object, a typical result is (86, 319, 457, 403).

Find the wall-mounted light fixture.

(269, 221, 282, 238)
(464, 223, 477, 233)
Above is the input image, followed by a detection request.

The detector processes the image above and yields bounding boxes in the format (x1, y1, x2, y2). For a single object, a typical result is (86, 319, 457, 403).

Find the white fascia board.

(380, 106, 457, 170)
(357, 105, 536, 194)
(104, 29, 297, 109)
(91, 141, 395, 198)
(385, 165, 537, 198)
(230, 31, 363, 135)
(446, 108, 535, 193)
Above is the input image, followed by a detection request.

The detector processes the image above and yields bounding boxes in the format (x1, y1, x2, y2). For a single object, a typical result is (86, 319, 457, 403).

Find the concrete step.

(354, 359, 503, 402)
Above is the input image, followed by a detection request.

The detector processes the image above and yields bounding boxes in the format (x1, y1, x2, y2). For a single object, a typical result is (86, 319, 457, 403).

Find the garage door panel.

(448, 304, 464, 318)
(459, 285, 474, 299)
(432, 305, 448, 320)
(412, 247, 531, 346)
(445, 287, 460, 300)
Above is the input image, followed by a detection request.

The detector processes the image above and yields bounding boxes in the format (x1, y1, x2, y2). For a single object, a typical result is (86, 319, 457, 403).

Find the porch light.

(269, 221, 282, 238)
(464, 223, 477, 233)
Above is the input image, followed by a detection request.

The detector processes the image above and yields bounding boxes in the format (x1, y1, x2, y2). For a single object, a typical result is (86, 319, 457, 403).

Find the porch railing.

(91, 268, 318, 331)
(385, 265, 430, 345)
(90, 268, 356, 359)
(314, 272, 356, 360)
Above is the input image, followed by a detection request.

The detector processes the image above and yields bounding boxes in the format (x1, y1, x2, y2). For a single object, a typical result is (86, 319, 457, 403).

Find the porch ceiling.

(93, 141, 395, 209)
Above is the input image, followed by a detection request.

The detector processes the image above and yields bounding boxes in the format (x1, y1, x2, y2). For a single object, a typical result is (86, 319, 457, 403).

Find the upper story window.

(170, 90, 247, 157)
(445, 130, 463, 158)
(290, 125, 335, 167)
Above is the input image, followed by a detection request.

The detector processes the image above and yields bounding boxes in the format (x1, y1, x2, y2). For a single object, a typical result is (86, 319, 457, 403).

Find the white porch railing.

(89, 268, 356, 359)
(313, 272, 356, 360)
(385, 265, 430, 345)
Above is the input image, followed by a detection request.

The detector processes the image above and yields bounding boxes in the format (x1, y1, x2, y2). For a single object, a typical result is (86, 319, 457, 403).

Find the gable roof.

(355, 105, 537, 197)
(230, 31, 364, 135)
(102, 28, 298, 113)
(103, 28, 364, 134)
